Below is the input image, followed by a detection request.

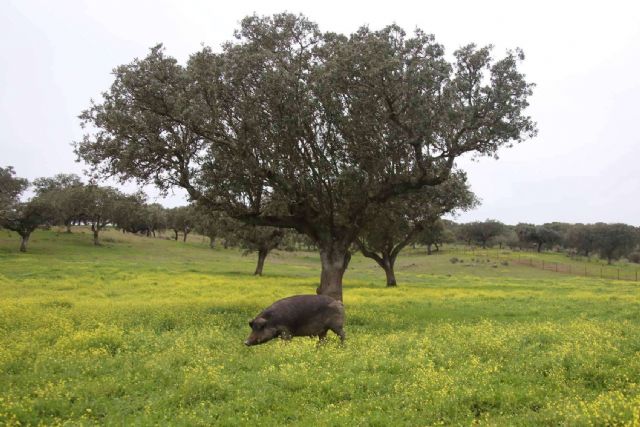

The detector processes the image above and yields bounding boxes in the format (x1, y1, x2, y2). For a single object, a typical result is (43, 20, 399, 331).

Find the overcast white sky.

(1, 0, 639, 225)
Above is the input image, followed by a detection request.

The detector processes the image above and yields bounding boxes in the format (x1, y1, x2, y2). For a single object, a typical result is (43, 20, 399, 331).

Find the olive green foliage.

(80, 185, 125, 246)
(166, 206, 196, 242)
(0, 169, 57, 252)
(0, 167, 28, 218)
(565, 223, 598, 256)
(0, 198, 56, 252)
(216, 213, 286, 275)
(418, 219, 453, 254)
(33, 174, 86, 232)
(140, 203, 168, 236)
(460, 220, 506, 248)
(515, 223, 562, 253)
(192, 206, 222, 247)
(110, 192, 147, 234)
(1, 229, 640, 425)
(357, 172, 477, 286)
(591, 223, 638, 265)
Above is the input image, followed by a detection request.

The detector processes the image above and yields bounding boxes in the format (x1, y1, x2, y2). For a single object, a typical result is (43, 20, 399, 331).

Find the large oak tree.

(76, 14, 536, 301)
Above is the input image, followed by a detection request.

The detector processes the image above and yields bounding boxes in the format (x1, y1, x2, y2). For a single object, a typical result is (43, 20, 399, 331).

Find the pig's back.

(262, 294, 341, 326)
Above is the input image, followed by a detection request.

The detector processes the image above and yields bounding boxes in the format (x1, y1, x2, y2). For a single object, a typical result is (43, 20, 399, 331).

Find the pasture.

(1, 229, 639, 425)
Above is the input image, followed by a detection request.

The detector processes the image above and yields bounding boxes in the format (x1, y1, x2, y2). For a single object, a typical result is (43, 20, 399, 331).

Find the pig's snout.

(244, 340, 251, 346)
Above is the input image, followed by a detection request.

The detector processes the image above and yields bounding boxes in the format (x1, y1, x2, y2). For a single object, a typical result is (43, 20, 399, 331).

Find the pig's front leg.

(279, 328, 293, 341)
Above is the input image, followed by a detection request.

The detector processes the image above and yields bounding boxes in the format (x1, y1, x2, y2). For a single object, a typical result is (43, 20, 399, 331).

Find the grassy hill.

(1, 228, 639, 425)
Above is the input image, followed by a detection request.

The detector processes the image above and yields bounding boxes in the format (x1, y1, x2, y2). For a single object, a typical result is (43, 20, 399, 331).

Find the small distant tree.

(0, 166, 28, 220)
(0, 168, 57, 252)
(246, 227, 285, 276)
(145, 203, 168, 237)
(193, 206, 223, 248)
(112, 192, 150, 235)
(565, 223, 597, 257)
(1, 197, 56, 252)
(82, 185, 123, 245)
(498, 228, 521, 250)
(418, 219, 450, 255)
(166, 206, 195, 242)
(460, 220, 506, 249)
(220, 218, 285, 275)
(493, 226, 517, 250)
(33, 174, 86, 233)
(356, 173, 477, 286)
(592, 223, 637, 265)
(515, 223, 562, 253)
(543, 222, 572, 249)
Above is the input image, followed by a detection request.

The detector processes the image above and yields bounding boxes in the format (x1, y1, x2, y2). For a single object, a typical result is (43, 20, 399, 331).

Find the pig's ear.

(248, 320, 254, 328)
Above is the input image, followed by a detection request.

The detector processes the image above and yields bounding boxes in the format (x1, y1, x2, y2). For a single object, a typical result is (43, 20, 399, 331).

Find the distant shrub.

(628, 252, 640, 264)
(501, 261, 509, 266)
(449, 257, 459, 264)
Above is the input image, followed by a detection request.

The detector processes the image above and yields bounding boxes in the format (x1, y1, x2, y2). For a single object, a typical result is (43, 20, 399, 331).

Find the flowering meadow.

(1, 229, 639, 425)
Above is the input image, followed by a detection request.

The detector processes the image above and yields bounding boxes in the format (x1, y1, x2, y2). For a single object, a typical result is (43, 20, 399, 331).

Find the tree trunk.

(65, 222, 72, 233)
(383, 257, 397, 287)
(183, 230, 189, 242)
(19, 234, 30, 252)
(174, 230, 179, 241)
(254, 249, 268, 276)
(209, 236, 215, 249)
(537, 242, 542, 253)
(93, 228, 100, 246)
(434, 242, 439, 252)
(427, 244, 432, 255)
(317, 245, 350, 301)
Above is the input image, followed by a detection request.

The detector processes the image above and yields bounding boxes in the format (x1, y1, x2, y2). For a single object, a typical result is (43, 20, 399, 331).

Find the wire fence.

(440, 246, 640, 282)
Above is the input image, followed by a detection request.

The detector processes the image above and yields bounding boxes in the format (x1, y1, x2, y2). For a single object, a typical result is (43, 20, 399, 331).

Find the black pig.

(245, 295, 345, 346)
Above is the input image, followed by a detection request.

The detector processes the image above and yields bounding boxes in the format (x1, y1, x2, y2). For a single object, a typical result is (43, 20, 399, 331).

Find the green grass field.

(1, 228, 640, 425)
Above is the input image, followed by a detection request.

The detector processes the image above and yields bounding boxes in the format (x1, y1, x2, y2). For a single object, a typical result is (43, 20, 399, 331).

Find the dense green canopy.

(76, 13, 536, 299)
